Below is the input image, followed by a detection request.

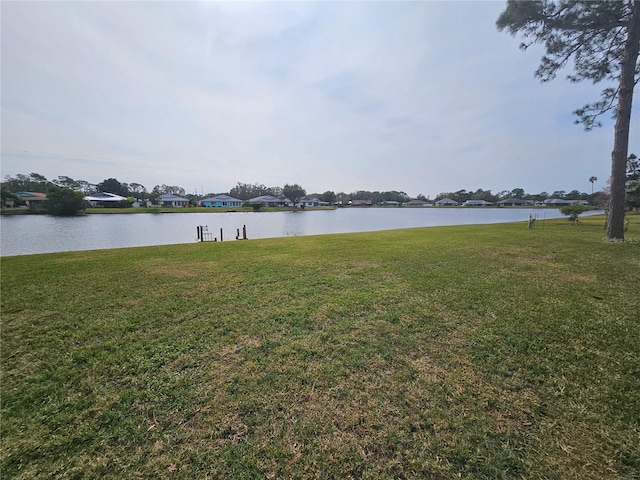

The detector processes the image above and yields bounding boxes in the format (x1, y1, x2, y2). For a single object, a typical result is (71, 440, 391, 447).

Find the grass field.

(1, 215, 639, 479)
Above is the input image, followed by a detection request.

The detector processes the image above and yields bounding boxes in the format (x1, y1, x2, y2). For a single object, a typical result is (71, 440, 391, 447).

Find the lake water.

(0, 208, 602, 256)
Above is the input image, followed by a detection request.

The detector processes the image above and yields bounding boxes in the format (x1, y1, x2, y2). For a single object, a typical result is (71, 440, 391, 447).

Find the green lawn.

(1, 216, 639, 479)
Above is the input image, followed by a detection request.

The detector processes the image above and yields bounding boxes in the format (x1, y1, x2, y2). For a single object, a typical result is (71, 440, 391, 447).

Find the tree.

(3, 172, 52, 193)
(53, 175, 81, 190)
(335, 192, 350, 205)
(283, 184, 306, 206)
(589, 175, 598, 196)
(44, 186, 86, 216)
(151, 184, 186, 197)
(77, 180, 96, 195)
(1, 189, 19, 207)
(627, 153, 640, 210)
(52, 176, 97, 195)
(97, 178, 129, 197)
(471, 189, 498, 202)
(510, 188, 526, 198)
(592, 190, 610, 208)
(497, 0, 640, 240)
(560, 204, 589, 225)
(565, 189, 585, 200)
(229, 182, 271, 200)
(528, 191, 550, 202)
(321, 191, 337, 204)
(454, 189, 472, 203)
(128, 183, 147, 196)
(382, 191, 410, 203)
(269, 186, 284, 198)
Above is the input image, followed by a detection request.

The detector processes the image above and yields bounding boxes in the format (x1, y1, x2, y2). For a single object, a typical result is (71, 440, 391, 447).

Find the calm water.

(0, 208, 600, 256)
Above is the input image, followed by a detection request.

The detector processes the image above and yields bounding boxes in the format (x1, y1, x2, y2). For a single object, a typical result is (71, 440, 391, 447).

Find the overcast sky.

(2, 1, 638, 198)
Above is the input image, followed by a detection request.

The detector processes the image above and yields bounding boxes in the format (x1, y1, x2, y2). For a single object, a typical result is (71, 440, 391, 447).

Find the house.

(131, 199, 152, 207)
(349, 199, 373, 206)
(497, 198, 530, 207)
(15, 191, 47, 207)
(381, 200, 402, 207)
(248, 195, 291, 207)
(406, 199, 432, 207)
(297, 197, 320, 207)
(462, 200, 494, 207)
(199, 194, 243, 208)
(435, 198, 459, 206)
(84, 192, 127, 206)
(544, 198, 575, 206)
(158, 193, 190, 207)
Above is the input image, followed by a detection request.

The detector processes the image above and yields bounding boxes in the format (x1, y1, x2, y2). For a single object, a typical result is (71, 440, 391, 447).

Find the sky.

(1, 1, 638, 198)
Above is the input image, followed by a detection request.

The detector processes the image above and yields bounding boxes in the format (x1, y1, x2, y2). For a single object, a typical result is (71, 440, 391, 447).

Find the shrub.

(560, 204, 589, 225)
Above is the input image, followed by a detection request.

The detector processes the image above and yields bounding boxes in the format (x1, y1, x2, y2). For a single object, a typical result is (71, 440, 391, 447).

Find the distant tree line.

(3, 157, 640, 214)
(433, 187, 603, 205)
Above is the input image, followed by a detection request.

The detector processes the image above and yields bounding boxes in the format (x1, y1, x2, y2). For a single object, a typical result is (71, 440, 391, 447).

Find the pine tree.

(497, 0, 640, 239)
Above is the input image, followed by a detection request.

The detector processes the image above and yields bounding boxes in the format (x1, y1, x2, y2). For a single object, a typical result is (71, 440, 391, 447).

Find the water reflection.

(1, 208, 602, 256)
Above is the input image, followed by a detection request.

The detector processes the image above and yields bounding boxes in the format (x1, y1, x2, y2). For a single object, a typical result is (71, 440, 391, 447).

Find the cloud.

(1, 1, 637, 197)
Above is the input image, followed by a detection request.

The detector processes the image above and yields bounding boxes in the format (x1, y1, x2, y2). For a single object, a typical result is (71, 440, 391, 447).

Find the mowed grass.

(1, 215, 639, 479)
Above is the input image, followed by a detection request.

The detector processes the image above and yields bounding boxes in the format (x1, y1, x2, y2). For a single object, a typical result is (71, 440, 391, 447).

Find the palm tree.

(589, 176, 598, 196)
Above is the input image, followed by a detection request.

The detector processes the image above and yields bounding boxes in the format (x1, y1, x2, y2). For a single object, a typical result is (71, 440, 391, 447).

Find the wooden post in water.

(235, 225, 248, 240)
(220, 228, 223, 242)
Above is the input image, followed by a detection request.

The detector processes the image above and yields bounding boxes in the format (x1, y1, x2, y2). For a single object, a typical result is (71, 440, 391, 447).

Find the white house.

(497, 198, 530, 207)
(544, 198, 575, 206)
(84, 192, 127, 206)
(463, 200, 494, 207)
(435, 198, 459, 206)
(297, 197, 321, 207)
(406, 199, 432, 207)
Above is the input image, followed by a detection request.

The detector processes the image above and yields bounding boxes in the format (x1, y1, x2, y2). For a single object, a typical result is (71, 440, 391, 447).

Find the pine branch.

(573, 86, 619, 130)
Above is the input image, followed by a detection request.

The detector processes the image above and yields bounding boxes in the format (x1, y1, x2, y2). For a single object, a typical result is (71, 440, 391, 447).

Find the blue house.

(199, 194, 243, 208)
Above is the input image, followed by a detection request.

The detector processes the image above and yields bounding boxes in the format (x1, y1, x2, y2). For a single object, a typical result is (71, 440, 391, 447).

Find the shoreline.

(1, 204, 599, 216)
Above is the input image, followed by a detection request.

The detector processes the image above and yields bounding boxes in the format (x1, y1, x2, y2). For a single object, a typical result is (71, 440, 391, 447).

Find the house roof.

(436, 198, 458, 204)
(84, 192, 126, 201)
(201, 194, 242, 203)
(497, 197, 527, 204)
(463, 200, 493, 205)
(16, 191, 47, 200)
(249, 195, 286, 203)
(545, 198, 574, 205)
(159, 193, 189, 202)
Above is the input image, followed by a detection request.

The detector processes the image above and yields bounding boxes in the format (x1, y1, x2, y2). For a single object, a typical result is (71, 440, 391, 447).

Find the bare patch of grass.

(2, 216, 638, 478)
